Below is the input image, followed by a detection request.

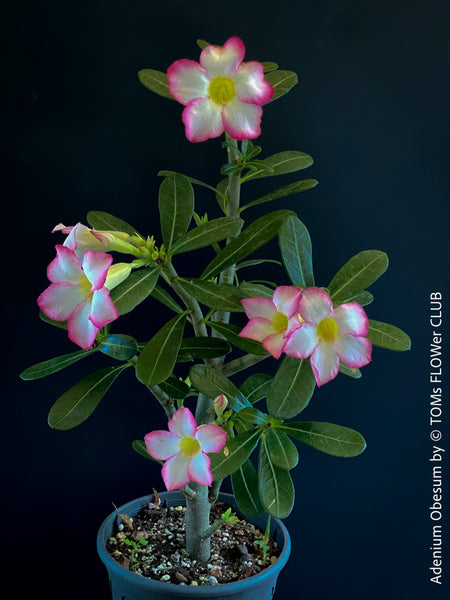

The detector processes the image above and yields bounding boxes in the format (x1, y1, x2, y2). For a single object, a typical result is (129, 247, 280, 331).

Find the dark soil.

(106, 500, 280, 586)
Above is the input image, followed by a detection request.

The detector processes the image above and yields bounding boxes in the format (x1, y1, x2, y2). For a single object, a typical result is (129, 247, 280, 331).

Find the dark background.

(6, 0, 449, 598)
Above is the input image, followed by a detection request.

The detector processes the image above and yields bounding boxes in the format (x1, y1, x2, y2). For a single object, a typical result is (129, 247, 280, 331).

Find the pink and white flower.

(144, 407, 227, 491)
(37, 245, 119, 350)
(239, 286, 302, 359)
(167, 37, 273, 142)
(283, 287, 372, 387)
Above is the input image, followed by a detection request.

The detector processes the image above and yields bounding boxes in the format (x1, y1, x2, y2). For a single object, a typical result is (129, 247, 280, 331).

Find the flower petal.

(67, 299, 99, 349)
(196, 424, 227, 453)
(335, 335, 372, 368)
(144, 431, 181, 461)
(200, 37, 245, 78)
(310, 342, 339, 387)
(332, 302, 369, 336)
(262, 332, 286, 359)
(188, 451, 213, 486)
(37, 282, 85, 321)
(82, 251, 113, 290)
(47, 245, 84, 284)
(167, 59, 210, 105)
(161, 453, 190, 491)
(89, 288, 119, 328)
(272, 286, 302, 319)
(231, 61, 273, 105)
(283, 323, 318, 359)
(222, 96, 262, 140)
(241, 297, 276, 320)
(298, 287, 333, 325)
(168, 407, 197, 439)
(182, 97, 224, 143)
(239, 317, 274, 342)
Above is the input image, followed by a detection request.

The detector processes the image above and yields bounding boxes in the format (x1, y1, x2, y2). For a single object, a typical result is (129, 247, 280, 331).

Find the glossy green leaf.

(159, 376, 190, 399)
(48, 364, 129, 430)
(239, 282, 274, 299)
(280, 421, 367, 457)
(171, 217, 243, 255)
(231, 459, 264, 517)
(201, 210, 295, 280)
(138, 69, 175, 100)
(206, 321, 268, 355)
(241, 151, 314, 182)
(333, 290, 374, 307)
(136, 312, 187, 386)
(98, 334, 138, 361)
(235, 258, 282, 271)
(177, 279, 245, 312)
(20, 348, 97, 380)
(132, 439, 162, 463)
(279, 216, 314, 288)
(240, 179, 318, 212)
(265, 428, 299, 470)
(338, 363, 362, 378)
(189, 364, 251, 412)
(233, 407, 268, 431)
(110, 267, 160, 315)
(159, 174, 194, 250)
(367, 320, 411, 351)
(151, 285, 184, 314)
(328, 250, 389, 304)
(86, 211, 140, 235)
(258, 435, 295, 518)
(264, 70, 298, 103)
(240, 373, 272, 404)
(261, 61, 279, 73)
(159, 170, 229, 207)
(267, 356, 316, 419)
(210, 428, 261, 480)
(39, 311, 67, 330)
(177, 337, 231, 362)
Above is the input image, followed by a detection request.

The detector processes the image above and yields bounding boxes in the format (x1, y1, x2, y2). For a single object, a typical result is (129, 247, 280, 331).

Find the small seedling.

(255, 515, 271, 563)
(124, 538, 148, 570)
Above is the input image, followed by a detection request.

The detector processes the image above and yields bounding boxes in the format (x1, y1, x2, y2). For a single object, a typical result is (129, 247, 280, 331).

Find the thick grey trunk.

(184, 482, 211, 561)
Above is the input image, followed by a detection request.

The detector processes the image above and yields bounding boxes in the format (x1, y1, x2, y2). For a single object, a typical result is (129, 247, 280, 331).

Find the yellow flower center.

(79, 274, 93, 298)
(179, 436, 201, 457)
(316, 317, 339, 343)
(208, 76, 235, 105)
(272, 312, 289, 334)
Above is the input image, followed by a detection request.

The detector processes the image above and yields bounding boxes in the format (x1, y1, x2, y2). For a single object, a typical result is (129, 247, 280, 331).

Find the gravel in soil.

(106, 501, 280, 586)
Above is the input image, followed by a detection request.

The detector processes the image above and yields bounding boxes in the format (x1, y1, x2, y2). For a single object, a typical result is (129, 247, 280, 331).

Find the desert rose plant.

(21, 37, 411, 565)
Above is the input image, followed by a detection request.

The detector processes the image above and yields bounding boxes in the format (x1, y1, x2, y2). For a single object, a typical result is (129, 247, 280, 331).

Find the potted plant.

(21, 36, 410, 599)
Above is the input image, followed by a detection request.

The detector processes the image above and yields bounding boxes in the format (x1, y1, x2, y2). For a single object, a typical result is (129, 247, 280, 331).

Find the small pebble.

(209, 576, 218, 585)
(160, 574, 171, 582)
(190, 581, 198, 586)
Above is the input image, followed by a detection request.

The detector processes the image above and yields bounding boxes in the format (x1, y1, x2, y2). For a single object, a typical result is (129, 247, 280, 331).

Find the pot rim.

(96, 491, 291, 596)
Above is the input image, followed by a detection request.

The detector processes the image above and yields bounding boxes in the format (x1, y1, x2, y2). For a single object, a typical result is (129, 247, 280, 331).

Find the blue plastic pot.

(97, 491, 291, 600)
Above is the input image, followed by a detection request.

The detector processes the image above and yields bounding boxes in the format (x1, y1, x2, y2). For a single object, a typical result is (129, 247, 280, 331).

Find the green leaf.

(233, 407, 268, 431)
(231, 459, 264, 516)
(333, 290, 374, 307)
(210, 428, 261, 480)
(240, 373, 272, 404)
(239, 282, 274, 299)
(267, 356, 316, 419)
(159, 376, 190, 399)
(138, 69, 175, 100)
(206, 321, 269, 355)
(86, 211, 140, 235)
(265, 428, 299, 470)
(132, 439, 162, 463)
(338, 363, 362, 379)
(264, 70, 298, 103)
(196, 39, 211, 49)
(240, 179, 318, 212)
(136, 312, 187, 386)
(189, 364, 251, 412)
(201, 210, 295, 280)
(241, 151, 314, 182)
(171, 217, 243, 255)
(258, 435, 295, 518)
(110, 268, 160, 315)
(177, 337, 231, 362)
(367, 320, 411, 351)
(158, 170, 229, 207)
(98, 334, 138, 361)
(20, 348, 97, 380)
(39, 311, 67, 330)
(279, 216, 314, 288)
(48, 364, 129, 430)
(280, 422, 367, 457)
(328, 250, 389, 304)
(177, 279, 245, 312)
(159, 174, 194, 251)
(261, 61, 279, 73)
(235, 258, 282, 271)
(151, 285, 184, 314)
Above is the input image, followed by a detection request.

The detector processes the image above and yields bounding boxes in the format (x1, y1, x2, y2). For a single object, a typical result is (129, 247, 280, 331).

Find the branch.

(221, 353, 270, 377)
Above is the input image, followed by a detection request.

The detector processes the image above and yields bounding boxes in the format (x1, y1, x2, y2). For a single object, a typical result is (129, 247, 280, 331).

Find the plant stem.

(184, 482, 212, 561)
(221, 352, 270, 377)
(147, 384, 175, 419)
